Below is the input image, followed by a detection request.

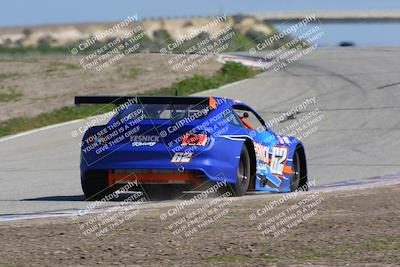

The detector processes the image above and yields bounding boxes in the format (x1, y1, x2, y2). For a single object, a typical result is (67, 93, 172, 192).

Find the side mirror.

(260, 119, 269, 131)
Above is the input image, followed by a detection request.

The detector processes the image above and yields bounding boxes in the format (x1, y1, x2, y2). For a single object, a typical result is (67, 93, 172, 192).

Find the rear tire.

(229, 145, 251, 196)
(81, 171, 112, 200)
(290, 151, 301, 191)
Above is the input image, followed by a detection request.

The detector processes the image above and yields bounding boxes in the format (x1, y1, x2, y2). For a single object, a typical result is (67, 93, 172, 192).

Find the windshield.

(117, 103, 212, 121)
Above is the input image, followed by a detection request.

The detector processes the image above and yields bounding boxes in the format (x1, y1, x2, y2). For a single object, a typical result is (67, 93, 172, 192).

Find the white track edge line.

(0, 118, 84, 143)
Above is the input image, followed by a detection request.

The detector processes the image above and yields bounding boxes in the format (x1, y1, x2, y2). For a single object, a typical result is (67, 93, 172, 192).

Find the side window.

(233, 107, 266, 131)
(223, 108, 242, 126)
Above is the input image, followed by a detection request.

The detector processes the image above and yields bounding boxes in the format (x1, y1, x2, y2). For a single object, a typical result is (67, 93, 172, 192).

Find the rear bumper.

(80, 138, 244, 185)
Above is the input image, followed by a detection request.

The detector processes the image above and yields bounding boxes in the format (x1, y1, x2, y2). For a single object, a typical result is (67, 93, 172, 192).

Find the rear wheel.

(229, 145, 251, 196)
(81, 171, 112, 200)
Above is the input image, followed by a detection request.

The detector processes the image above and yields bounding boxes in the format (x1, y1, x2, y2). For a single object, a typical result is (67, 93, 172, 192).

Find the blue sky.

(1, 0, 400, 27)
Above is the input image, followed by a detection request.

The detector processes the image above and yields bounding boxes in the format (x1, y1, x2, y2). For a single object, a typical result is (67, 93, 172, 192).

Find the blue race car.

(75, 96, 307, 200)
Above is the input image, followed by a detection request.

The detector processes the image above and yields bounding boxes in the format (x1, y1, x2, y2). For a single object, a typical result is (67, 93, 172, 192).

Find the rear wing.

(75, 96, 219, 108)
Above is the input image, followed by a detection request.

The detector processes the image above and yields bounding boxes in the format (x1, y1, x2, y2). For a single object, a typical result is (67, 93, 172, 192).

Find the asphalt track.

(0, 47, 399, 216)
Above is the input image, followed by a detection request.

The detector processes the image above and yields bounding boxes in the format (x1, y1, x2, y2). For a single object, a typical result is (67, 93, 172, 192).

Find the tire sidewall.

(231, 145, 251, 196)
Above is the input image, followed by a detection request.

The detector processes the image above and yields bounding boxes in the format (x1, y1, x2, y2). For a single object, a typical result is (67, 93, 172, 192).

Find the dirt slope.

(0, 184, 399, 266)
(0, 53, 221, 121)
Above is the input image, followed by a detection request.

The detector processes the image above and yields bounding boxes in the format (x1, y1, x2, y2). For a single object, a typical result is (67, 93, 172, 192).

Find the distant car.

(339, 41, 355, 47)
(75, 96, 308, 200)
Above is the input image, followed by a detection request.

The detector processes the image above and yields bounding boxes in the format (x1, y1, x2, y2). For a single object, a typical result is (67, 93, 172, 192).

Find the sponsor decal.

(182, 134, 208, 146)
(171, 152, 193, 163)
(130, 135, 159, 147)
(254, 142, 269, 164)
(132, 142, 157, 147)
(282, 136, 291, 145)
(130, 135, 160, 142)
(277, 135, 285, 144)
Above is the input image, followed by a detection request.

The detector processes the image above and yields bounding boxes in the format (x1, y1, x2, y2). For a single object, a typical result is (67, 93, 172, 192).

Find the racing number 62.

(270, 146, 288, 175)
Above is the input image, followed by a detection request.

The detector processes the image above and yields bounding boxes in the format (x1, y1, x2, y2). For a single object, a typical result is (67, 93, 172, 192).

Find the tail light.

(181, 134, 208, 146)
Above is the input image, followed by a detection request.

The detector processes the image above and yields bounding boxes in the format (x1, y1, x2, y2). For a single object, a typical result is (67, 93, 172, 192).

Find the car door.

(232, 105, 290, 192)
